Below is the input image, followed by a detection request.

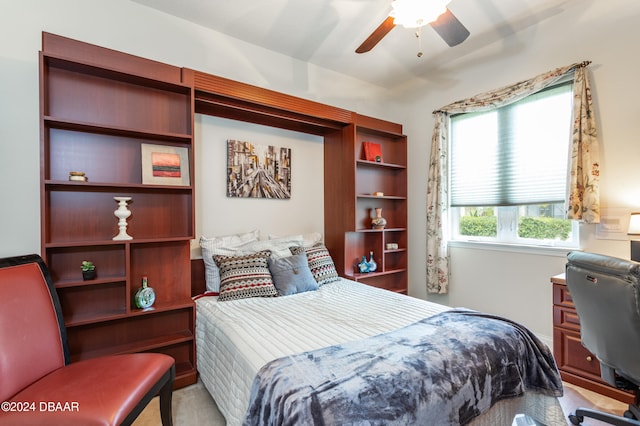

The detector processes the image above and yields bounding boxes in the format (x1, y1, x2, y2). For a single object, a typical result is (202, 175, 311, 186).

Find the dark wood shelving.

(43, 237, 193, 250)
(174, 361, 196, 378)
(357, 194, 407, 200)
(63, 301, 196, 328)
(40, 32, 196, 388)
(44, 116, 193, 143)
(54, 276, 127, 288)
(63, 310, 129, 328)
(348, 268, 407, 280)
(192, 70, 353, 136)
(355, 227, 407, 233)
(38, 33, 412, 392)
(44, 240, 126, 248)
(384, 248, 407, 254)
(325, 115, 408, 294)
(45, 180, 192, 190)
(43, 53, 190, 92)
(71, 331, 194, 362)
(348, 268, 408, 294)
(356, 159, 406, 169)
(128, 301, 196, 316)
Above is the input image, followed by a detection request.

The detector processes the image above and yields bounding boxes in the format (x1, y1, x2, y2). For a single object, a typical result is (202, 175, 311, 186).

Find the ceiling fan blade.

(429, 8, 470, 47)
(356, 16, 396, 54)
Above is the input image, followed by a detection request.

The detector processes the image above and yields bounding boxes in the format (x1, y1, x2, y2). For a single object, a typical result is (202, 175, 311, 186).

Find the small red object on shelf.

(363, 142, 383, 162)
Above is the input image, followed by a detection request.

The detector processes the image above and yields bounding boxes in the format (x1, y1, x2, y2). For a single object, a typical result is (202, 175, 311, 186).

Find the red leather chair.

(0, 254, 175, 426)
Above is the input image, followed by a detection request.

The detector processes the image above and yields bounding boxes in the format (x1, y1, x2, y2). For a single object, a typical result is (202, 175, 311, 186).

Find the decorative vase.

(135, 275, 156, 309)
(113, 196, 133, 241)
(367, 251, 377, 272)
(371, 207, 387, 230)
(358, 256, 370, 273)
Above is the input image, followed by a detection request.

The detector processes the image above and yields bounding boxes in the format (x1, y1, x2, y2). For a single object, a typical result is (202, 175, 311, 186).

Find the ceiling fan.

(356, 0, 470, 54)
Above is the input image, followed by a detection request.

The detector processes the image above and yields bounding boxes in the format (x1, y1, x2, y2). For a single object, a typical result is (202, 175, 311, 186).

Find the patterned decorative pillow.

(200, 230, 259, 293)
(214, 250, 278, 301)
(268, 253, 318, 296)
(290, 244, 340, 286)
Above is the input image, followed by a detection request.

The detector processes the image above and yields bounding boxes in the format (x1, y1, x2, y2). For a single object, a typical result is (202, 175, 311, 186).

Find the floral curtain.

(567, 66, 600, 222)
(426, 112, 450, 294)
(426, 61, 599, 294)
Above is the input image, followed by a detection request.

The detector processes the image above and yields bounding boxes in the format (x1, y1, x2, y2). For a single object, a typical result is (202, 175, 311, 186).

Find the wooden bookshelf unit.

(325, 115, 408, 294)
(39, 33, 196, 388)
(38, 33, 409, 390)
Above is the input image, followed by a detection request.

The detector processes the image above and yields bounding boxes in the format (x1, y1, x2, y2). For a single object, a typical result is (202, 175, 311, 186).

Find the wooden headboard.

(191, 258, 206, 297)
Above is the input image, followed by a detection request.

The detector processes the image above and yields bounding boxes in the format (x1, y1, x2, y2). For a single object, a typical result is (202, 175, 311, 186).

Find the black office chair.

(565, 251, 640, 425)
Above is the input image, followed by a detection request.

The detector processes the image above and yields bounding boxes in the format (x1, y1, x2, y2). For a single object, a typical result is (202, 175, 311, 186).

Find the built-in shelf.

(356, 159, 406, 169)
(325, 115, 408, 294)
(40, 32, 197, 388)
(44, 116, 193, 143)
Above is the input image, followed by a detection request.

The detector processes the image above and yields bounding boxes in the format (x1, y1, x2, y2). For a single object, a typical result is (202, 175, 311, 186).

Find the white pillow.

(199, 230, 259, 293)
(269, 232, 322, 248)
(244, 235, 304, 258)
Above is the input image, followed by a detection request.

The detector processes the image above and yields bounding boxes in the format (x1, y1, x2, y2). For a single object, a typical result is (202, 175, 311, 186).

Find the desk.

(552, 273, 637, 404)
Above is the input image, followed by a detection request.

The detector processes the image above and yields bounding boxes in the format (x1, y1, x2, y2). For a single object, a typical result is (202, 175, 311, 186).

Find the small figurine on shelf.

(371, 207, 387, 230)
(135, 275, 156, 309)
(367, 251, 377, 272)
(81, 260, 96, 280)
(363, 142, 383, 162)
(358, 256, 370, 273)
(68, 171, 87, 182)
(113, 196, 133, 241)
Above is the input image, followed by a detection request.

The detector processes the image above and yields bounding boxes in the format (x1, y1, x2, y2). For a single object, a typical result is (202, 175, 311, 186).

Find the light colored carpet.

(134, 380, 628, 425)
(133, 379, 225, 426)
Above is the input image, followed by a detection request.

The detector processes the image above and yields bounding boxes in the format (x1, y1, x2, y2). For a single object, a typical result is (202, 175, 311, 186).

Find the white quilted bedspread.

(195, 278, 566, 426)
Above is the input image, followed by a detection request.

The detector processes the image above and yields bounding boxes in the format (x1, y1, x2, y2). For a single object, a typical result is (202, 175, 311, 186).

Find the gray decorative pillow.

(290, 243, 340, 286)
(268, 253, 318, 296)
(214, 250, 278, 301)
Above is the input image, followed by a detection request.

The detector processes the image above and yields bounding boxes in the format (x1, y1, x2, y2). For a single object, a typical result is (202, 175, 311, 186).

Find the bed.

(193, 234, 566, 425)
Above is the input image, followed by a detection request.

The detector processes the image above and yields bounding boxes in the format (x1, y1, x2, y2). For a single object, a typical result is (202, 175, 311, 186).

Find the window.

(449, 81, 578, 247)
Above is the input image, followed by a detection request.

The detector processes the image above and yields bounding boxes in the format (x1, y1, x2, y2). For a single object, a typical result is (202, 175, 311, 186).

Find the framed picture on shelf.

(363, 142, 383, 162)
(141, 144, 190, 186)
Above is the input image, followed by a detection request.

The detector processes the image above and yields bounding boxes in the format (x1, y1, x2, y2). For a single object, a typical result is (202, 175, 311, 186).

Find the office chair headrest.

(567, 251, 640, 280)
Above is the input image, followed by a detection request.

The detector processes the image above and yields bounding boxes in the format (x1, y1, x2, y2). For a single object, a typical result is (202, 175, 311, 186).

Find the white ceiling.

(131, 0, 581, 89)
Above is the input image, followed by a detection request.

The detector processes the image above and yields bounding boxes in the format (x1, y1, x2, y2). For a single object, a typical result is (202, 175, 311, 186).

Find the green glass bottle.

(135, 275, 156, 309)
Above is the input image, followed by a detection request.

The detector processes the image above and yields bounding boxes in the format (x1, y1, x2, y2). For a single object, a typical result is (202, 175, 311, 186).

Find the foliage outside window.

(449, 81, 578, 247)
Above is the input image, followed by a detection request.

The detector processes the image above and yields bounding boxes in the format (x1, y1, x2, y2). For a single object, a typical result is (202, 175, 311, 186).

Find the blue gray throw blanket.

(243, 309, 563, 426)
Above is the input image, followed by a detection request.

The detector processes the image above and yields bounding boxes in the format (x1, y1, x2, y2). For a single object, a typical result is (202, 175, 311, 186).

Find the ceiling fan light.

(390, 0, 450, 28)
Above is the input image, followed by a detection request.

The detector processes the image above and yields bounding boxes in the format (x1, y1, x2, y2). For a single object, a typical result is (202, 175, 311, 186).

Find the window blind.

(450, 83, 573, 207)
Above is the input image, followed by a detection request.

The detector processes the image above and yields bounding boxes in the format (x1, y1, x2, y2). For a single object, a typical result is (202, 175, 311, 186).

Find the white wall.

(192, 115, 324, 256)
(403, 0, 640, 344)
